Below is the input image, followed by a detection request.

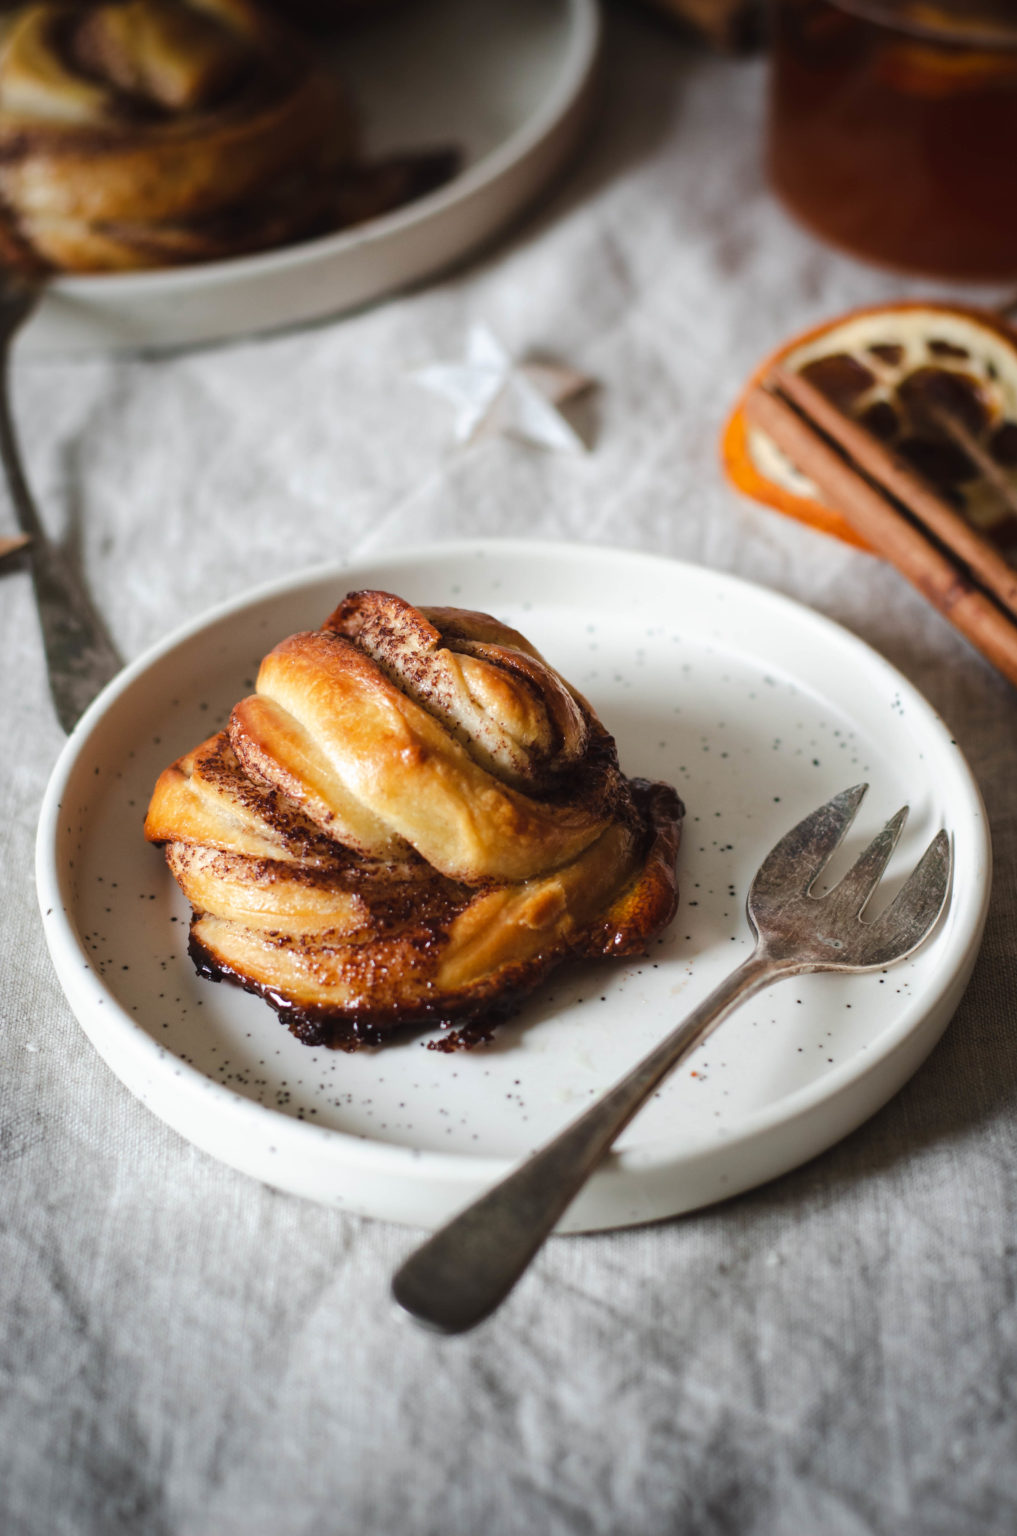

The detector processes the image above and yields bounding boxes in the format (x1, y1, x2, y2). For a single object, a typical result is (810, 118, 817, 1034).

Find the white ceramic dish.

(20, 0, 599, 356)
(37, 542, 990, 1231)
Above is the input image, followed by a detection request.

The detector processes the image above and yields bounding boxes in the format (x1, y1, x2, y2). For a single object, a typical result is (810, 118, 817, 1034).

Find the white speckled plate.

(22, 0, 598, 354)
(37, 542, 990, 1231)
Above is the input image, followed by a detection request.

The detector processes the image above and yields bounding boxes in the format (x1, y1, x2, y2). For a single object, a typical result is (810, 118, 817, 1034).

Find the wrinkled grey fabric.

(2, 11, 1016, 1535)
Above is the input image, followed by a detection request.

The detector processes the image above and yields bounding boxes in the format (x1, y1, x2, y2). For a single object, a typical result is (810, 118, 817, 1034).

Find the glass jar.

(768, 1, 1017, 279)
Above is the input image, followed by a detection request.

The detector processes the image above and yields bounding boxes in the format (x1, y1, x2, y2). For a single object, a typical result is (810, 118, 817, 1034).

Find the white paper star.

(412, 325, 594, 452)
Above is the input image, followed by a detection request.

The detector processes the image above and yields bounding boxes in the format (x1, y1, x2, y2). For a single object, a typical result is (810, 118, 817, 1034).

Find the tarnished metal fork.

(0, 271, 121, 732)
(393, 784, 952, 1334)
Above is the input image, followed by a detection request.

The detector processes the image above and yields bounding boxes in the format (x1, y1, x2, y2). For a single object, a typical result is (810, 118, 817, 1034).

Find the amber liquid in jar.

(769, 0, 1017, 279)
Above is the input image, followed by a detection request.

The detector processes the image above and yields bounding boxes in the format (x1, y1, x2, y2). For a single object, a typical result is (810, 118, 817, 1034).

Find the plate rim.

(44, 0, 600, 302)
(36, 538, 993, 1199)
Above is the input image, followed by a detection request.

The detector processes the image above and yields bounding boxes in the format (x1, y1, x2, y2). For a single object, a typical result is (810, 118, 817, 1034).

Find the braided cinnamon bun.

(145, 592, 683, 1049)
(0, 0, 354, 271)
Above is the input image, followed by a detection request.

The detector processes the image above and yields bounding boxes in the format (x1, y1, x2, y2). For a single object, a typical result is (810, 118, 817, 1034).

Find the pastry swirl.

(0, 0, 353, 271)
(145, 592, 683, 1049)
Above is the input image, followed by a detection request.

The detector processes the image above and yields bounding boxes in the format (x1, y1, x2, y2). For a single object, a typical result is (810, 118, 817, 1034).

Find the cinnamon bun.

(145, 591, 683, 1049)
(0, 0, 352, 271)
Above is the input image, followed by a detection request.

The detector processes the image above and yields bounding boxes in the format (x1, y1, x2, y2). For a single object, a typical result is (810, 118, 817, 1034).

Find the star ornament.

(412, 325, 595, 452)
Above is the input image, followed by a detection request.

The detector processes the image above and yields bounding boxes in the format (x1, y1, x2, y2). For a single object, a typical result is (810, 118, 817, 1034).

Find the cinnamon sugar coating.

(145, 592, 683, 1049)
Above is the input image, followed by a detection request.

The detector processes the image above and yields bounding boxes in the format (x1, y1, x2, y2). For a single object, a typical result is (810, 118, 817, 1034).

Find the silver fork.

(0, 271, 121, 732)
(393, 784, 951, 1334)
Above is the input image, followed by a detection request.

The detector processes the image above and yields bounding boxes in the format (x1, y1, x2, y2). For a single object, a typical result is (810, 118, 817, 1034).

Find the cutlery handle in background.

(392, 952, 778, 1335)
(0, 315, 122, 734)
(19, 538, 124, 735)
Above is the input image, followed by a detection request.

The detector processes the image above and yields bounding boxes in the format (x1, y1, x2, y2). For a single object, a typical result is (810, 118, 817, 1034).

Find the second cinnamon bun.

(0, 0, 353, 271)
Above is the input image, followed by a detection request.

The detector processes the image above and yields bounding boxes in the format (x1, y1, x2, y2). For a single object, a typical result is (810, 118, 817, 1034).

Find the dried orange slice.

(722, 301, 1017, 555)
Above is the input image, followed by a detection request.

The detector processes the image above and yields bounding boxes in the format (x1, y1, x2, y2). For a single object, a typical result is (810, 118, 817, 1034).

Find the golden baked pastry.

(0, 0, 354, 271)
(145, 591, 683, 1049)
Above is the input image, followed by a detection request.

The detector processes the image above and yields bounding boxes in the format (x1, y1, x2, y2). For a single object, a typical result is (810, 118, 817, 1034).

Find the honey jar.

(768, 1, 1017, 279)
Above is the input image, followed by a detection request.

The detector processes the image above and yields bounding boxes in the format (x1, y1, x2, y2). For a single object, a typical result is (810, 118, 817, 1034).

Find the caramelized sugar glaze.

(145, 593, 683, 1049)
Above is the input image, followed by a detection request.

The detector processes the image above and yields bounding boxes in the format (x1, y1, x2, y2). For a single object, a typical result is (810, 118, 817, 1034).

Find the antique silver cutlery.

(0, 272, 121, 733)
(393, 784, 951, 1334)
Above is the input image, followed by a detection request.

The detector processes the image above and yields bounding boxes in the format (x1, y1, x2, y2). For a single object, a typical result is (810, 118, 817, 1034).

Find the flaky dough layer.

(146, 591, 683, 1048)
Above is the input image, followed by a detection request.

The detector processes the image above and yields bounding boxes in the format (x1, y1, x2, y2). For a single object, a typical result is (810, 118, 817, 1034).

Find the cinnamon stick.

(771, 363, 1017, 623)
(743, 382, 1017, 689)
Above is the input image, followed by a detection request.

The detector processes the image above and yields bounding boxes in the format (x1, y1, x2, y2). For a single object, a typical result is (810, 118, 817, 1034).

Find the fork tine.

(824, 805, 909, 917)
(750, 783, 868, 901)
(858, 830, 952, 966)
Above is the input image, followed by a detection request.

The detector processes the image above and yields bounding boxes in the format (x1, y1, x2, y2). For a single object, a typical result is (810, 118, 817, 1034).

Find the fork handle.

(0, 313, 122, 733)
(392, 950, 781, 1334)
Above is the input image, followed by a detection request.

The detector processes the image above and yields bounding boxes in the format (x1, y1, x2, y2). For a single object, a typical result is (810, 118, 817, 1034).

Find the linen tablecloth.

(3, 11, 1016, 1534)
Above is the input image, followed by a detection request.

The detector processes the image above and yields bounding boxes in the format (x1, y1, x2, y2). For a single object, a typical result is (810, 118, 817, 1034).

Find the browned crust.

(184, 779, 683, 1050)
(232, 622, 626, 884)
(148, 595, 685, 1051)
